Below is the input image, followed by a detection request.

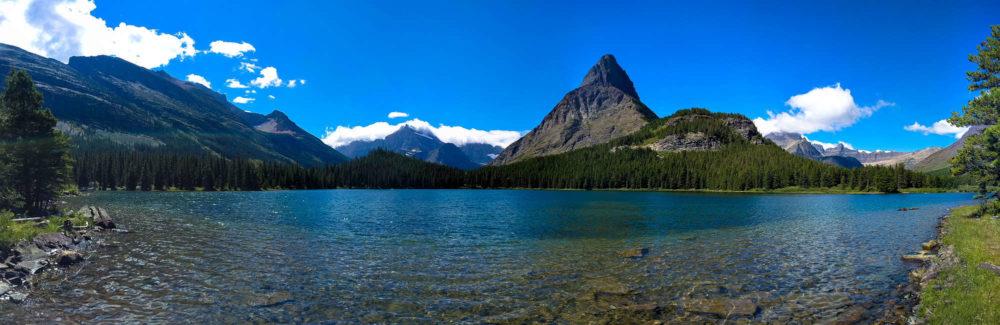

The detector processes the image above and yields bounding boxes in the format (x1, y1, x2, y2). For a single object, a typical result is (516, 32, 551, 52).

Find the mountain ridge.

(489, 54, 658, 165)
(0, 43, 346, 166)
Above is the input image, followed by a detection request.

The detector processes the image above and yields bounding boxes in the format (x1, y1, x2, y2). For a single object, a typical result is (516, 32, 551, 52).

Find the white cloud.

(286, 79, 306, 88)
(752, 83, 893, 135)
(185, 74, 210, 88)
(803, 135, 854, 150)
(251, 66, 282, 88)
(0, 0, 196, 69)
(904, 120, 970, 139)
(226, 78, 249, 88)
(388, 111, 409, 119)
(208, 40, 255, 57)
(239, 61, 259, 73)
(232, 96, 254, 104)
(322, 118, 523, 148)
(299, 79, 306, 85)
(244, 89, 256, 94)
(268, 95, 275, 99)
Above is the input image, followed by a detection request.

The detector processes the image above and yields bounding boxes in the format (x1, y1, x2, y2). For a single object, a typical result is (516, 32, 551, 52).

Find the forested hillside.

(470, 108, 946, 191)
(72, 108, 956, 192)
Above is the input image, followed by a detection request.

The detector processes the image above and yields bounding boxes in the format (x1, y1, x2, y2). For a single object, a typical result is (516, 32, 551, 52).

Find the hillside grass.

(919, 205, 1000, 324)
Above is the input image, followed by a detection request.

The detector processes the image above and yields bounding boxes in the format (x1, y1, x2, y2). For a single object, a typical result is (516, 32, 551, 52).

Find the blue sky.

(1, 0, 998, 151)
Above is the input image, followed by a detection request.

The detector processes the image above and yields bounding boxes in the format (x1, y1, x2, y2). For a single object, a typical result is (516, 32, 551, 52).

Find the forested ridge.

(72, 108, 958, 193)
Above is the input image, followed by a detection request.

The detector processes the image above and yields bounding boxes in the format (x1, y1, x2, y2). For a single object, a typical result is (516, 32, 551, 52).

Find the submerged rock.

(250, 291, 294, 307)
(618, 247, 650, 259)
(682, 298, 758, 317)
(56, 251, 84, 266)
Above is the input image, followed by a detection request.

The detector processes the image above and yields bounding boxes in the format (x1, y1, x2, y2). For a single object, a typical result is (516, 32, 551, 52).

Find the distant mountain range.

(335, 125, 502, 170)
(489, 54, 658, 165)
(765, 131, 950, 169)
(0, 43, 346, 166)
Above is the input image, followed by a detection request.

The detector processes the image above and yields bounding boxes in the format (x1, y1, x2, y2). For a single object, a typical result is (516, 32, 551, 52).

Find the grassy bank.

(0, 210, 92, 250)
(918, 205, 1000, 323)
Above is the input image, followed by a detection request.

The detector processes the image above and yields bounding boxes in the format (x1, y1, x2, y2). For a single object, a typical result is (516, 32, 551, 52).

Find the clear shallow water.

(1, 190, 974, 323)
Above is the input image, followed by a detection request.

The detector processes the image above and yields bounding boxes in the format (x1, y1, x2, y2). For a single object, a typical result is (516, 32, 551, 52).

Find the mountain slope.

(911, 125, 989, 173)
(489, 54, 658, 165)
(0, 43, 346, 166)
(425, 143, 480, 170)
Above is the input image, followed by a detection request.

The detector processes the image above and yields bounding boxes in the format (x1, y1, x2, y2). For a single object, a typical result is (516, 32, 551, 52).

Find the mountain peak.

(580, 54, 639, 99)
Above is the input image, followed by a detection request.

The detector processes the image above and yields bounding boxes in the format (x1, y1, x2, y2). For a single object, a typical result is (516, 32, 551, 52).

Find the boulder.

(8, 292, 26, 303)
(682, 298, 758, 317)
(14, 259, 47, 275)
(0, 282, 9, 296)
(978, 262, 1000, 276)
(901, 251, 935, 263)
(33, 232, 73, 250)
(56, 250, 84, 266)
(13, 241, 48, 262)
(922, 240, 939, 251)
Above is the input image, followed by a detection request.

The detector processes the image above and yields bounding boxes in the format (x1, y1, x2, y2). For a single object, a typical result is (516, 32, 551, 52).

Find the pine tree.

(949, 25, 1000, 209)
(0, 70, 73, 215)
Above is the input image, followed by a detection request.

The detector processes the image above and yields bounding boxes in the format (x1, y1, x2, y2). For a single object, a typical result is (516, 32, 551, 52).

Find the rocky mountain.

(489, 54, 658, 165)
(335, 126, 481, 170)
(763, 133, 862, 168)
(765, 132, 939, 169)
(765, 131, 806, 149)
(457, 143, 504, 166)
(785, 139, 823, 160)
(817, 143, 940, 167)
(0, 43, 346, 166)
(911, 125, 989, 173)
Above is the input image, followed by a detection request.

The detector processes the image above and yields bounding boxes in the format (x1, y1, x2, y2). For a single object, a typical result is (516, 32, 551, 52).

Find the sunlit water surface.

(0, 190, 974, 323)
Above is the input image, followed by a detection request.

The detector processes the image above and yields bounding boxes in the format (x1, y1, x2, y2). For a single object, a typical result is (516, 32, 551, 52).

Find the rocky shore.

(895, 209, 963, 323)
(0, 206, 122, 303)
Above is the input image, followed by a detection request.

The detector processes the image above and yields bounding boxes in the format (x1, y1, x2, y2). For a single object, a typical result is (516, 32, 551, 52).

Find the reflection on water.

(0, 190, 973, 323)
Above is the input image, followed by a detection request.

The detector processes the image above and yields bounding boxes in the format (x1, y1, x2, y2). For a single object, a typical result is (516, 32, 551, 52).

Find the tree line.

(73, 144, 955, 193)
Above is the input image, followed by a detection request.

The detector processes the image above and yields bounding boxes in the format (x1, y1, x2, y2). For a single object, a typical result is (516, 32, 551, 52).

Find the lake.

(0, 190, 974, 323)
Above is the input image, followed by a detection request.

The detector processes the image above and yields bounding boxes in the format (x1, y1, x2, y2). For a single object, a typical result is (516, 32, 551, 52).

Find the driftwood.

(11, 217, 43, 222)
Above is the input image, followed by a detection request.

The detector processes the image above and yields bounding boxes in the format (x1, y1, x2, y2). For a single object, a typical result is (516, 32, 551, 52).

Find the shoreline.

(0, 206, 122, 303)
(907, 204, 1000, 323)
(76, 186, 973, 195)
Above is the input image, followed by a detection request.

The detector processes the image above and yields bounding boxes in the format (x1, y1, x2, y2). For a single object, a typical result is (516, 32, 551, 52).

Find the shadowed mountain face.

(489, 54, 658, 165)
(335, 126, 481, 170)
(911, 125, 989, 173)
(457, 143, 504, 166)
(0, 43, 347, 166)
